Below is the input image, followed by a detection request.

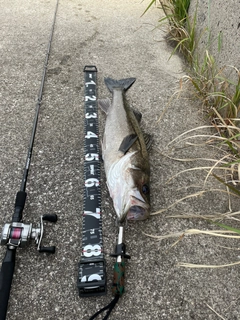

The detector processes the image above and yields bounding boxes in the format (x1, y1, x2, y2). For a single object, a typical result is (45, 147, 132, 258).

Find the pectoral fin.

(118, 134, 138, 154)
(98, 98, 111, 114)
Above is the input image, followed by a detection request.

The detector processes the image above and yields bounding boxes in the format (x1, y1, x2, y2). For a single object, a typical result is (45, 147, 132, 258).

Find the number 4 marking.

(85, 131, 98, 139)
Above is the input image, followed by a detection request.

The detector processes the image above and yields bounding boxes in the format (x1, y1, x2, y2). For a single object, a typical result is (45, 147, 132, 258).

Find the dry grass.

(145, 0, 240, 269)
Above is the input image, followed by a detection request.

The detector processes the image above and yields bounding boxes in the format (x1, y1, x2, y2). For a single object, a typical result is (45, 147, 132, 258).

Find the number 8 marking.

(83, 244, 101, 257)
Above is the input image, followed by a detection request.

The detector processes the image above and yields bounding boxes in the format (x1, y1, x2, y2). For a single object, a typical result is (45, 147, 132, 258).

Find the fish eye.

(142, 184, 149, 194)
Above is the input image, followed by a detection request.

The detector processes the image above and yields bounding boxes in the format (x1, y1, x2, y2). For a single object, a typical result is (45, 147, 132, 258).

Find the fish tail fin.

(104, 77, 136, 93)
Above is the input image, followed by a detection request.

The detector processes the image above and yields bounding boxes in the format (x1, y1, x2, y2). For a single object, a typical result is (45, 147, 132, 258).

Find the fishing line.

(0, 1, 59, 319)
(21, 0, 59, 193)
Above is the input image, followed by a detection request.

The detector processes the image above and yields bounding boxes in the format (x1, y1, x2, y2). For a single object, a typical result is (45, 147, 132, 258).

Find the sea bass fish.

(98, 77, 151, 223)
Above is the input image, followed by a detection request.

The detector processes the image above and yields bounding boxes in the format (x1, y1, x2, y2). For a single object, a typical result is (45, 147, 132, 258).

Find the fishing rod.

(0, 1, 59, 319)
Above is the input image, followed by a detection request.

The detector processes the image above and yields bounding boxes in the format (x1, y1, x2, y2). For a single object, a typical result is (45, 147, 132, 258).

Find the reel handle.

(39, 246, 56, 254)
(37, 214, 58, 253)
(42, 214, 57, 223)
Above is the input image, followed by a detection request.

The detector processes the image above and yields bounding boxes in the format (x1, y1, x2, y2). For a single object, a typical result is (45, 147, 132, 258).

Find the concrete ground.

(188, 0, 240, 91)
(189, 0, 240, 72)
(0, 0, 240, 319)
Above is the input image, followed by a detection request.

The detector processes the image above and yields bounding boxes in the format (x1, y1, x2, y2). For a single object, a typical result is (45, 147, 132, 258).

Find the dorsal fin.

(132, 109, 142, 123)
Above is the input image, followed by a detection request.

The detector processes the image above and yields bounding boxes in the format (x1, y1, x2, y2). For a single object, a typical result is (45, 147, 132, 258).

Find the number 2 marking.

(85, 95, 96, 101)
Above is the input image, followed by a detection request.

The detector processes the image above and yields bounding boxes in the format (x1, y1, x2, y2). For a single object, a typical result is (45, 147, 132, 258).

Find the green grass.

(144, 0, 240, 136)
(143, 0, 196, 63)
(185, 53, 240, 121)
(160, 0, 191, 25)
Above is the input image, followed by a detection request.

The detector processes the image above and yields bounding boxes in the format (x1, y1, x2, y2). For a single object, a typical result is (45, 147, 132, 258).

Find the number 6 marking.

(85, 178, 99, 187)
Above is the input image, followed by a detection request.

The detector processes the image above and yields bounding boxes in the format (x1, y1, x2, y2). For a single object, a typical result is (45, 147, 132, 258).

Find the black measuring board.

(77, 66, 107, 297)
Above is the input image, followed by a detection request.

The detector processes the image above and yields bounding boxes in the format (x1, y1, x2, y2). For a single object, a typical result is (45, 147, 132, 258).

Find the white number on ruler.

(83, 244, 101, 257)
(85, 112, 97, 119)
(81, 274, 101, 283)
(85, 153, 99, 161)
(85, 95, 96, 101)
(85, 131, 98, 139)
(85, 80, 96, 87)
(85, 178, 99, 187)
(84, 208, 101, 219)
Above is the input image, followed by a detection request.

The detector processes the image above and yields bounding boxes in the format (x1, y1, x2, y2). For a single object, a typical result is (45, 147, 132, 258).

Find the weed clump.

(145, 0, 240, 136)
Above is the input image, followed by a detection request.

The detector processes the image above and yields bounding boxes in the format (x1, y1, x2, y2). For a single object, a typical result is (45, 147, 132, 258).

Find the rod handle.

(12, 191, 27, 222)
(0, 248, 16, 320)
(112, 261, 125, 297)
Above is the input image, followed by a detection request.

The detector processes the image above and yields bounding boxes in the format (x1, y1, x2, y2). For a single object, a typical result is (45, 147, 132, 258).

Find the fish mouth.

(126, 192, 150, 221)
(127, 205, 149, 220)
